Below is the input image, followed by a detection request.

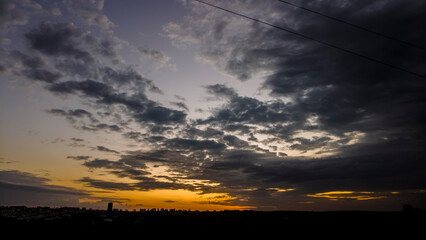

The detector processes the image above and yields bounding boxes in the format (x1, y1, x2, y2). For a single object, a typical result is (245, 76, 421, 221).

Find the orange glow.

(81, 189, 251, 211)
(266, 188, 295, 192)
(307, 191, 392, 201)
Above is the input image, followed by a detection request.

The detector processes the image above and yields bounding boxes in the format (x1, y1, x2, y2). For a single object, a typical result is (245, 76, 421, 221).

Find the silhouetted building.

(107, 202, 113, 212)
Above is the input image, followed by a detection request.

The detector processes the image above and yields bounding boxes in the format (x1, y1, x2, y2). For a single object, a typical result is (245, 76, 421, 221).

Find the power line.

(193, 0, 426, 79)
(276, 0, 426, 52)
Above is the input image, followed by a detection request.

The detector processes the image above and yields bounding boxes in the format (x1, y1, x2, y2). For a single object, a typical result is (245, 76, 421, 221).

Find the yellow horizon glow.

(80, 188, 252, 211)
(307, 191, 393, 201)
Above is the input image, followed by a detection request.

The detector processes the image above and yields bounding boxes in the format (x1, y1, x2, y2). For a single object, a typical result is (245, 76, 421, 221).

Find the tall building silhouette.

(107, 202, 113, 212)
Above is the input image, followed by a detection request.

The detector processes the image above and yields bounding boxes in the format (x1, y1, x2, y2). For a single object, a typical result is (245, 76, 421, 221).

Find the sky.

(1, 0, 426, 211)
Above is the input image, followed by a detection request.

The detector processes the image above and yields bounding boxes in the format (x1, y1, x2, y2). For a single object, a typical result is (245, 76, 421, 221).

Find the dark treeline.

(1, 205, 425, 235)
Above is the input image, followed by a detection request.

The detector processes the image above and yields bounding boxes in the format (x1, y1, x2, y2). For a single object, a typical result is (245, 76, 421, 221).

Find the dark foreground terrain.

(1, 206, 425, 236)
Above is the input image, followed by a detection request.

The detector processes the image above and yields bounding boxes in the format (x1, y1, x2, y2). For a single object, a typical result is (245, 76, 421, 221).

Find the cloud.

(96, 146, 119, 154)
(78, 177, 135, 191)
(138, 47, 171, 65)
(21, 68, 62, 83)
(133, 105, 187, 125)
(47, 79, 186, 125)
(170, 101, 189, 111)
(71, 138, 84, 142)
(82, 123, 122, 132)
(174, 94, 186, 101)
(87, 35, 125, 64)
(77, 176, 201, 192)
(223, 135, 250, 148)
(47, 108, 95, 124)
(204, 84, 238, 99)
(67, 155, 91, 161)
(63, 0, 114, 29)
(3, 0, 426, 210)
(47, 108, 124, 133)
(171, 0, 426, 159)
(47, 108, 92, 118)
(0, 170, 49, 186)
(199, 84, 292, 130)
(183, 127, 224, 139)
(83, 158, 127, 169)
(74, 131, 426, 209)
(165, 138, 226, 151)
(25, 22, 94, 63)
(19, 21, 185, 134)
(0, 170, 88, 206)
(0, 0, 43, 34)
(11, 50, 46, 68)
(288, 136, 333, 153)
(7, 50, 62, 83)
(21, 22, 149, 87)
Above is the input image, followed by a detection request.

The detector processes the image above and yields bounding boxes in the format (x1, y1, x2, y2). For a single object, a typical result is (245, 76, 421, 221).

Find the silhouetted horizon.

(2, 204, 425, 236)
(2, 203, 425, 212)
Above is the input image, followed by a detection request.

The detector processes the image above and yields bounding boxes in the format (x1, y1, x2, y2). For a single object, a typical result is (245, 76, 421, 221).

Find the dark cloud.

(76, 135, 426, 209)
(183, 127, 224, 139)
(217, 2, 424, 141)
(89, 36, 124, 64)
(200, 85, 296, 140)
(48, 79, 113, 97)
(205, 83, 238, 99)
(0, 170, 87, 206)
(21, 68, 62, 83)
(48, 80, 186, 125)
(133, 105, 187, 125)
(165, 138, 226, 151)
(47, 108, 95, 124)
(0, 170, 49, 186)
(223, 135, 250, 148)
(47, 108, 124, 133)
(167, 2, 426, 188)
(70, 138, 84, 142)
(67, 155, 91, 161)
(100, 66, 162, 93)
(83, 158, 125, 169)
(118, 149, 185, 166)
(48, 108, 92, 118)
(79, 154, 205, 192)
(11, 50, 46, 69)
(222, 123, 254, 134)
(9, 50, 61, 83)
(138, 47, 170, 64)
(22, 21, 162, 92)
(0, 181, 86, 196)
(78, 177, 134, 191)
(170, 101, 189, 111)
(122, 131, 145, 142)
(77, 176, 201, 192)
(82, 123, 122, 132)
(288, 136, 333, 152)
(25, 22, 94, 63)
(96, 146, 119, 154)
(122, 131, 168, 145)
(19, 21, 187, 142)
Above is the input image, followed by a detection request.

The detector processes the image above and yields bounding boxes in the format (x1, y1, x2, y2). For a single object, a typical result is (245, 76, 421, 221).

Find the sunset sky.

(1, 0, 426, 211)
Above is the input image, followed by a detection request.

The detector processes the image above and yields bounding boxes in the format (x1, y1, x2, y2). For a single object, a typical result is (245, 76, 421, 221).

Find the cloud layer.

(1, 0, 426, 210)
